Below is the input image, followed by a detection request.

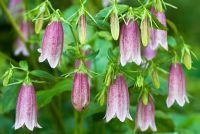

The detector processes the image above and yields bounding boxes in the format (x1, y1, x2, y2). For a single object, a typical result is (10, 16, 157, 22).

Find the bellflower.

(143, 45, 156, 60)
(71, 72, 90, 111)
(105, 74, 132, 122)
(8, 0, 24, 18)
(120, 19, 142, 66)
(14, 21, 29, 56)
(135, 95, 157, 132)
(14, 83, 41, 131)
(149, 7, 168, 50)
(166, 63, 189, 107)
(38, 20, 64, 68)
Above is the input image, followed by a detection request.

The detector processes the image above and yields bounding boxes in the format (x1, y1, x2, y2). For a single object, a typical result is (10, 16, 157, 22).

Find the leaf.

(85, 50, 99, 60)
(30, 70, 54, 80)
(19, 60, 28, 71)
(116, 4, 129, 15)
(0, 84, 20, 114)
(95, 6, 113, 18)
(37, 79, 72, 108)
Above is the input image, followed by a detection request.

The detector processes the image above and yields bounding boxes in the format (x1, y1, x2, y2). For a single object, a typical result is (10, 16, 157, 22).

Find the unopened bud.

(110, 12, 119, 40)
(3, 69, 13, 86)
(35, 14, 43, 34)
(183, 51, 192, 70)
(141, 18, 149, 47)
(142, 89, 148, 105)
(78, 14, 87, 44)
(151, 70, 160, 89)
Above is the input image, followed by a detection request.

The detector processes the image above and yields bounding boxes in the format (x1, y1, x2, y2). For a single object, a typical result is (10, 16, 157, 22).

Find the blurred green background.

(0, 0, 200, 134)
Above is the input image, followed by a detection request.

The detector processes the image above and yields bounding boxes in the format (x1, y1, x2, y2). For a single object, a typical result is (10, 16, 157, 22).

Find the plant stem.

(0, 51, 18, 66)
(0, 0, 26, 43)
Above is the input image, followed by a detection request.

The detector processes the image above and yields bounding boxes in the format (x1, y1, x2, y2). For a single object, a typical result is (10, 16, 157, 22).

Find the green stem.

(74, 111, 83, 134)
(0, 51, 18, 66)
(0, 0, 26, 43)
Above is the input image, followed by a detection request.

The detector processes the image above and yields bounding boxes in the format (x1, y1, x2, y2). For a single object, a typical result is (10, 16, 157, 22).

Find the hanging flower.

(14, 21, 30, 56)
(8, 0, 24, 19)
(135, 95, 157, 132)
(71, 72, 90, 111)
(143, 45, 156, 60)
(120, 19, 142, 66)
(105, 74, 132, 122)
(149, 7, 168, 50)
(38, 20, 64, 68)
(14, 83, 41, 131)
(166, 63, 189, 107)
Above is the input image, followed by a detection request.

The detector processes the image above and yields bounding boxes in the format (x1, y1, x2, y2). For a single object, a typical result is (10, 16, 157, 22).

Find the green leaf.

(37, 79, 72, 108)
(19, 60, 28, 71)
(30, 70, 54, 80)
(0, 84, 20, 114)
(95, 6, 113, 18)
(85, 50, 99, 60)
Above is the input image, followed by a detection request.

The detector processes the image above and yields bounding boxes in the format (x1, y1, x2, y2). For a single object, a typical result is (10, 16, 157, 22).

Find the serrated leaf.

(30, 70, 54, 80)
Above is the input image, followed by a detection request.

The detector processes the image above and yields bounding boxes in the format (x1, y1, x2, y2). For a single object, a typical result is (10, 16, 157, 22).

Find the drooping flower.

(143, 45, 156, 60)
(71, 72, 90, 111)
(120, 19, 142, 66)
(14, 21, 29, 56)
(135, 95, 157, 132)
(78, 14, 87, 44)
(14, 83, 41, 131)
(166, 63, 189, 107)
(38, 20, 64, 68)
(105, 74, 132, 122)
(110, 11, 119, 40)
(8, 0, 24, 18)
(148, 7, 168, 50)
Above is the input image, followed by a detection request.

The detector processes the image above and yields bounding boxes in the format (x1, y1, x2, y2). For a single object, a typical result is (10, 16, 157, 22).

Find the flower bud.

(151, 70, 160, 89)
(140, 17, 149, 46)
(183, 50, 192, 70)
(166, 63, 189, 107)
(35, 15, 43, 34)
(105, 74, 132, 122)
(78, 14, 87, 44)
(135, 95, 157, 132)
(38, 20, 64, 68)
(14, 83, 41, 131)
(110, 11, 119, 40)
(120, 19, 142, 66)
(71, 72, 90, 111)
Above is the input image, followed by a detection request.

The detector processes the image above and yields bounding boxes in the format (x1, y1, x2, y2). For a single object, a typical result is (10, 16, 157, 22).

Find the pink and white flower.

(105, 74, 132, 122)
(166, 63, 189, 107)
(14, 83, 41, 131)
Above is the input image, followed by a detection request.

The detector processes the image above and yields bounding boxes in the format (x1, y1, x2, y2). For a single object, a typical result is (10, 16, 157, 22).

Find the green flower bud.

(110, 11, 119, 40)
(151, 70, 160, 89)
(35, 14, 44, 34)
(3, 69, 13, 86)
(78, 14, 87, 44)
(183, 50, 192, 70)
(141, 18, 149, 47)
(142, 89, 148, 105)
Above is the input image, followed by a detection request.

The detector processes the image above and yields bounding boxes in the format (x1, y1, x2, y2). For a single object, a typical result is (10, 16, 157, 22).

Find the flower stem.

(0, 0, 26, 43)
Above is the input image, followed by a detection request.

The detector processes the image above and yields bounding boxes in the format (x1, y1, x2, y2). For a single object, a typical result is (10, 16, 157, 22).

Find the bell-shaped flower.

(105, 74, 132, 122)
(143, 45, 156, 60)
(14, 83, 41, 131)
(14, 21, 30, 56)
(38, 20, 64, 68)
(8, 0, 24, 19)
(135, 95, 157, 132)
(166, 63, 189, 107)
(71, 72, 90, 111)
(120, 19, 142, 66)
(149, 7, 168, 50)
